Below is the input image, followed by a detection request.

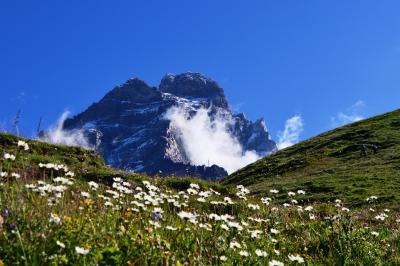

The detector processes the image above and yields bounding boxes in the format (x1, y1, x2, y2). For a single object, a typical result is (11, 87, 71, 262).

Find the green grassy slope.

(1, 133, 400, 265)
(222, 109, 400, 209)
(0, 133, 103, 172)
(0, 133, 228, 192)
(0, 133, 127, 182)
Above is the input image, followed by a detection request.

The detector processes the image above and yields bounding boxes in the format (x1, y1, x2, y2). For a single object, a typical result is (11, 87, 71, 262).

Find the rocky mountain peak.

(63, 72, 277, 180)
(159, 72, 229, 109)
(103, 78, 162, 103)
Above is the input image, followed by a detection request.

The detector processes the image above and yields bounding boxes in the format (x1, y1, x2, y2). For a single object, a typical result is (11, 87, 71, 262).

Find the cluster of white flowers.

(371, 231, 379, 236)
(88, 181, 99, 190)
(248, 217, 269, 223)
(208, 213, 234, 222)
(36, 183, 68, 196)
(288, 254, 305, 263)
(53, 177, 74, 185)
(366, 196, 378, 202)
(56, 241, 65, 249)
(75, 246, 90, 255)
(341, 207, 350, 212)
(270, 228, 280, 235)
(269, 259, 284, 266)
(229, 240, 241, 249)
(236, 185, 250, 199)
(38, 163, 71, 173)
(112, 177, 133, 194)
(209, 195, 235, 206)
(209, 212, 249, 233)
(81, 191, 90, 198)
(49, 213, 61, 224)
(304, 206, 313, 211)
(17, 140, 29, 151)
(333, 199, 350, 213)
(23, 164, 76, 205)
(239, 250, 249, 257)
(4, 153, 16, 161)
(261, 197, 272, 205)
(165, 225, 177, 231)
(247, 203, 260, 210)
(220, 245, 273, 261)
(375, 212, 388, 221)
(249, 229, 262, 238)
(11, 172, 21, 179)
(255, 249, 268, 257)
(177, 211, 197, 224)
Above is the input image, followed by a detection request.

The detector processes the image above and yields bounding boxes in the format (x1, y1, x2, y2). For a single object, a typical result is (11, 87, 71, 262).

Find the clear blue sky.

(1, 1, 399, 141)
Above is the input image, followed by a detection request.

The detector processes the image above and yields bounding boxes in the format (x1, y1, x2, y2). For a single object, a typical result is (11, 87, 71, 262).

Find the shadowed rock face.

(104, 78, 162, 103)
(63, 72, 277, 180)
(159, 73, 229, 109)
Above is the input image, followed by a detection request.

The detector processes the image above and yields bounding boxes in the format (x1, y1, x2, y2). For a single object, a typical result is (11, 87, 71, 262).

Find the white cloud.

(277, 115, 304, 150)
(164, 106, 260, 174)
(39, 111, 92, 149)
(331, 100, 366, 127)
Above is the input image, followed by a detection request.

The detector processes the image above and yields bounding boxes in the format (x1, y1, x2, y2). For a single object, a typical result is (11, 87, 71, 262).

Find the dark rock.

(159, 72, 229, 109)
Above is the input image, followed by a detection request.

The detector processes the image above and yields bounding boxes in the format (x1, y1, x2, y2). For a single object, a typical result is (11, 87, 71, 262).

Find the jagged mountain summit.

(63, 72, 277, 180)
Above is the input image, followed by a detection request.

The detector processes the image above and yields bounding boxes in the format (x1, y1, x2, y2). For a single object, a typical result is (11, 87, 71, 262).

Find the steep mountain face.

(221, 109, 400, 208)
(63, 72, 277, 180)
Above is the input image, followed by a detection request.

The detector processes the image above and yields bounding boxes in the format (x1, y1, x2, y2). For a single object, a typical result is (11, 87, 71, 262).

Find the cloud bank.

(164, 106, 260, 174)
(39, 111, 92, 149)
(331, 100, 365, 127)
(277, 115, 304, 150)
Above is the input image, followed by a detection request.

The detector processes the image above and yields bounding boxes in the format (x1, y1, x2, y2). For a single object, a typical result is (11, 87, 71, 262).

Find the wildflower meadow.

(0, 139, 399, 265)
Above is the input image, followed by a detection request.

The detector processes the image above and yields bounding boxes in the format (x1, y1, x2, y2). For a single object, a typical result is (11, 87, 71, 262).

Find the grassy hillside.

(0, 135, 400, 266)
(0, 133, 103, 177)
(0, 133, 400, 265)
(0, 133, 227, 192)
(222, 109, 400, 209)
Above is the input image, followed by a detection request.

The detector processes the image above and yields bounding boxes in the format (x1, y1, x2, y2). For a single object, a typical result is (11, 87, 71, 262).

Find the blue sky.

(1, 1, 399, 142)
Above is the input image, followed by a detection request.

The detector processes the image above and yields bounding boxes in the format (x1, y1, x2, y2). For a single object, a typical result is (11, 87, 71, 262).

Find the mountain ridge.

(63, 72, 277, 179)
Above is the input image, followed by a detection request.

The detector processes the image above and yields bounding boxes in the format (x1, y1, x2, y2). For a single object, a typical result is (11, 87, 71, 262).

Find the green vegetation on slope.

(0, 133, 149, 185)
(0, 133, 228, 193)
(0, 140, 399, 265)
(222, 109, 400, 209)
(1, 128, 400, 265)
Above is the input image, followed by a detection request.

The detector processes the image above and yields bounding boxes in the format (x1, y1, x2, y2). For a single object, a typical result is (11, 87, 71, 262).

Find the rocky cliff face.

(63, 72, 277, 180)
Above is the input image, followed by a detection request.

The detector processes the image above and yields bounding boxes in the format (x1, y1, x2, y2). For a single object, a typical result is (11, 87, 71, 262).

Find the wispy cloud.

(331, 100, 366, 128)
(39, 111, 92, 149)
(164, 106, 260, 174)
(277, 115, 304, 150)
